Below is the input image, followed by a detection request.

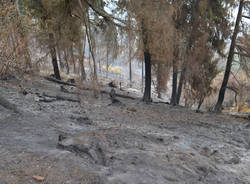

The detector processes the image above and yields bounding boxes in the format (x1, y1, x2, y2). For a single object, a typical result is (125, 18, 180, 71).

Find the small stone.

(67, 78, 75, 84)
(225, 157, 240, 164)
(245, 123, 250, 128)
(157, 137, 164, 142)
(58, 134, 67, 142)
(127, 107, 137, 112)
(34, 96, 40, 102)
(32, 175, 45, 182)
(173, 136, 179, 140)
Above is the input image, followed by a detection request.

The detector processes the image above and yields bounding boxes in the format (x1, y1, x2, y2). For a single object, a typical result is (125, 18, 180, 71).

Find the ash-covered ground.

(0, 75, 249, 184)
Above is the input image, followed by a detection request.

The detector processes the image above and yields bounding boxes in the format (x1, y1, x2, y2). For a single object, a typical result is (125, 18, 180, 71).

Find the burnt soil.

(0, 75, 250, 184)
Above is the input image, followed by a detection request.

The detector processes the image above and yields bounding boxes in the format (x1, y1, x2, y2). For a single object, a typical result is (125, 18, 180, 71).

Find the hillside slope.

(0, 76, 249, 184)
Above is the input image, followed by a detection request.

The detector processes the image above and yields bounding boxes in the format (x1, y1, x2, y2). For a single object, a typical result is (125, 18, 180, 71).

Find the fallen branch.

(44, 76, 76, 87)
(152, 101, 170, 105)
(42, 93, 80, 103)
(44, 76, 136, 100)
(102, 90, 136, 100)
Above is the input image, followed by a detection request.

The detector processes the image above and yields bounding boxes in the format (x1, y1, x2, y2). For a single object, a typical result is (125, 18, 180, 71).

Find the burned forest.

(0, 0, 250, 184)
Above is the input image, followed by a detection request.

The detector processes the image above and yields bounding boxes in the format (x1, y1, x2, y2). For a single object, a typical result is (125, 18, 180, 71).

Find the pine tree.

(214, 0, 245, 112)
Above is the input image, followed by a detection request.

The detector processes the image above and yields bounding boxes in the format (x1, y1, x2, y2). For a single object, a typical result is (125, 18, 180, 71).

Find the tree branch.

(82, 0, 127, 28)
(242, 15, 250, 19)
(234, 52, 250, 57)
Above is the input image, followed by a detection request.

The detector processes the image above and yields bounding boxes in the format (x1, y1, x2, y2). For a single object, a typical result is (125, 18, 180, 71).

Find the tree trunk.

(171, 60, 178, 105)
(197, 98, 204, 111)
(128, 32, 132, 87)
(86, 29, 97, 81)
(106, 44, 109, 78)
(176, 0, 200, 105)
(84, 10, 97, 81)
(22, 34, 32, 69)
(10, 32, 18, 58)
(15, 1, 32, 69)
(156, 64, 162, 98)
(214, 0, 244, 112)
(141, 19, 151, 103)
(143, 51, 151, 102)
(141, 61, 144, 93)
(63, 48, 70, 74)
(129, 50, 132, 87)
(78, 35, 86, 81)
(70, 43, 76, 74)
(176, 66, 185, 104)
(49, 33, 61, 80)
(56, 44, 64, 69)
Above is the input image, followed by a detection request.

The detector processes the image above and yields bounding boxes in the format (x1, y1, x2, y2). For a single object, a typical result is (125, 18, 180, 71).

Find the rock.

(76, 117, 92, 125)
(196, 109, 204, 114)
(157, 137, 164, 142)
(245, 142, 250, 150)
(66, 79, 75, 84)
(60, 86, 69, 93)
(57, 133, 106, 166)
(109, 89, 123, 106)
(69, 115, 92, 125)
(34, 96, 40, 102)
(245, 123, 250, 129)
(32, 175, 45, 182)
(19, 85, 28, 95)
(0, 95, 19, 113)
(200, 147, 212, 157)
(127, 107, 137, 112)
(197, 166, 208, 175)
(58, 134, 67, 142)
(110, 88, 116, 99)
(49, 74, 56, 78)
(225, 156, 240, 164)
(173, 136, 179, 140)
(210, 150, 218, 156)
(108, 81, 117, 88)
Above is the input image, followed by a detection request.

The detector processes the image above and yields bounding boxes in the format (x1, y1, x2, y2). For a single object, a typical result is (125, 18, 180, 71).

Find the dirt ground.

(0, 75, 250, 184)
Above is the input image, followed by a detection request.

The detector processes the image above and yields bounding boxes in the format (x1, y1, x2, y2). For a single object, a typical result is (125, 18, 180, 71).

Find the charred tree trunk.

(128, 33, 132, 87)
(84, 10, 97, 80)
(143, 51, 151, 102)
(214, 0, 244, 112)
(129, 49, 132, 87)
(141, 19, 151, 103)
(78, 35, 86, 81)
(106, 43, 109, 78)
(70, 43, 76, 74)
(49, 33, 61, 80)
(171, 60, 178, 105)
(156, 65, 161, 98)
(56, 44, 64, 70)
(156, 63, 162, 98)
(63, 48, 70, 74)
(176, 66, 185, 104)
(197, 98, 204, 111)
(141, 61, 144, 93)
